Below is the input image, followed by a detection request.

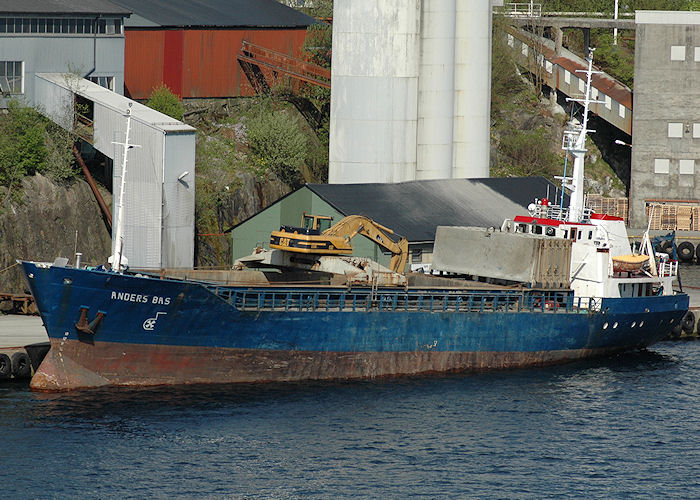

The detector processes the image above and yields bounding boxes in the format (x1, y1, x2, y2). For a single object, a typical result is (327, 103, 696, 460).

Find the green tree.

(245, 108, 308, 187)
(146, 84, 185, 121)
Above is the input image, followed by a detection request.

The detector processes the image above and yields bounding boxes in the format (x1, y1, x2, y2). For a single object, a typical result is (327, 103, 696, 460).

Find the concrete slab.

(0, 315, 48, 348)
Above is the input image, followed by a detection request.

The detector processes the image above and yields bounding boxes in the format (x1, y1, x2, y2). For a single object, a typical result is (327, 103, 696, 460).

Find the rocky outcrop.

(0, 174, 112, 293)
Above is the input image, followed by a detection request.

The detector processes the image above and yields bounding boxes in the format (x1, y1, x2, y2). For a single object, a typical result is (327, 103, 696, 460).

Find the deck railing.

(210, 287, 599, 314)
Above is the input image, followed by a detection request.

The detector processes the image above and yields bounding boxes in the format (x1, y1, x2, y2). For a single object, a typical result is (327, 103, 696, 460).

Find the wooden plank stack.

(587, 195, 629, 223)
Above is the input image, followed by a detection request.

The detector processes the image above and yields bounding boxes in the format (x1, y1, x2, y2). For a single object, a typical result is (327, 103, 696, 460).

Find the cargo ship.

(20, 51, 689, 391)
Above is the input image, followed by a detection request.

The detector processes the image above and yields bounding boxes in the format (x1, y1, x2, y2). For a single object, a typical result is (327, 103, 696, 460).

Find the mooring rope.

(0, 261, 19, 274)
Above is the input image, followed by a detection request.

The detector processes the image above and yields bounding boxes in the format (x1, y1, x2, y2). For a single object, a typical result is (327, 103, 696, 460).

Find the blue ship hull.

(22, 262, 689, 391)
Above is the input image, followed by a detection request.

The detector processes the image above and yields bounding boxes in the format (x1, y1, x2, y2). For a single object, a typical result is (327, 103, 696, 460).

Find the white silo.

(416, 0, 456, 180)
(329, 0, 493, 184)
(452, 0, 492, 178)
(328, 0, 421, 184)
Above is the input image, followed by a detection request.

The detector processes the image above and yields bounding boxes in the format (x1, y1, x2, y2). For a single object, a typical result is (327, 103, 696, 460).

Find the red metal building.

(111, 0, 317, 99)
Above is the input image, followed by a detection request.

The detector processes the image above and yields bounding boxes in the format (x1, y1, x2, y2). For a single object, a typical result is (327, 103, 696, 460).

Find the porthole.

(62, 277, 72, 285)
(639, 321, 644, 327)
(631, 321, 636, 328)
(603, 322, 608, 329)
(613, 322, 619, 329)
(670, 318, 675, 324)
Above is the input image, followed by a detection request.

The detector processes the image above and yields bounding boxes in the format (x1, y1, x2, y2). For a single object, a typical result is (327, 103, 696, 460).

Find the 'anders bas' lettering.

(110, 291, 171, 305)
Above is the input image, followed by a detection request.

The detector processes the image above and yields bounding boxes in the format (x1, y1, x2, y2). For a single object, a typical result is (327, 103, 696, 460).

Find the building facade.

(0, 1, 129, 108)
(630, 11, 700, 227)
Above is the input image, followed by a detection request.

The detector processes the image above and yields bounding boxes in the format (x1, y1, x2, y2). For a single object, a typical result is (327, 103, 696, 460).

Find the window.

(545, 60, 553, 73)
(618, 105, 625, 119)
(695, 47, 700, 62)
(0, 17, 121, 35)
(0, 61, 22, 94)
(680, 159, 695, 175)
(507, 34, 514, 47)
(411, 249, 423, 264)
(88, 76, 114, 91)
(671, 45, 686, 61)
(605, 95, 612, 110)
(578, 78, 585, 92)
(654, 158, 670, 174)
(694, 123, 700, 138)
(591, 87, 598, 100)
(521, 43, 528, 56)
(564, 70, 571, 84)
(669, 122, 683, 138)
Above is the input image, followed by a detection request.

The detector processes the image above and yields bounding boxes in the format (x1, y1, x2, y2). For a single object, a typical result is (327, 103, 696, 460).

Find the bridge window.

(521, 43, 528, 56)
(564, 69, 571, 84)
(696, 47, 700, 62)
(605, 95, 612, 110)
(545, 61, 553, 73)
(694, 123, 700, 139)
(0, 61, 22, 94)
(668, 122, 683, 138)
(507, 34, 514, 47)
(618, 105, 625, 119)
(578, 78, 585, 93)
(654, 158, 670, 174)
(591, 88, 598, 100)
(671, 45, 686, 61)
(680, 159, 695, 175)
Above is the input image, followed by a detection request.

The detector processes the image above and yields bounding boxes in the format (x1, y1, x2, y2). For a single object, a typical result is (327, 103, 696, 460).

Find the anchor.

(75, 306, 106, 335)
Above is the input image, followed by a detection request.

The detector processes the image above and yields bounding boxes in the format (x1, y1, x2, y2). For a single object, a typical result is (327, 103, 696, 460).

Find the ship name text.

(111, 291, 171, 305)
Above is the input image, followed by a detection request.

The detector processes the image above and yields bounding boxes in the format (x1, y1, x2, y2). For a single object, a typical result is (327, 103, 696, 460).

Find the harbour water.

(3, 266, 700, 498)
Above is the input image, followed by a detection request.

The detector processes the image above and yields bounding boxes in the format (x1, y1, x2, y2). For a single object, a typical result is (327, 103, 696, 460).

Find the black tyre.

(670, 323, 683, 339)
(681, 311, 696, 335)
(660, 240, 673, 255)
(696, 243, 700, 263)
(11, 352, 31, 378)
(0, 353, 10, 379)
(678, 242, 694, 262)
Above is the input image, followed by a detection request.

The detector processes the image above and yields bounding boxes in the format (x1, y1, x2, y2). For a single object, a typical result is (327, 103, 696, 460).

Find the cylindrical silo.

(329, 0, 421, 184)
(452, 0, 492, 178)
(416, 0, 456, 180)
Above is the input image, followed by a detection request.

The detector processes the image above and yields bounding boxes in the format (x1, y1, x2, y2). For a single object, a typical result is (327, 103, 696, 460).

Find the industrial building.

(0, 0, 130, 107)
(629, 11, 700, 228)
(109, 0, 318, 99)
(329, 0, 493, 184)
(229, 177, 565, 270)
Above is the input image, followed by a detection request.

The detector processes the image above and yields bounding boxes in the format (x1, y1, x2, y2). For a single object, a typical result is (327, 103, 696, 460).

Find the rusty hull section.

(31, 338, 622, 392)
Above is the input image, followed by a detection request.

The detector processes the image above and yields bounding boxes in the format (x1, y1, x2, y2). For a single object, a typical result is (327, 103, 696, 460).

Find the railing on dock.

(209, 287, 600, 314)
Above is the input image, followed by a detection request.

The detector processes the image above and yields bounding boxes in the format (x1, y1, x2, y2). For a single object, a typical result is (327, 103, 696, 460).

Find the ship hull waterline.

(23, 262, 689, 392)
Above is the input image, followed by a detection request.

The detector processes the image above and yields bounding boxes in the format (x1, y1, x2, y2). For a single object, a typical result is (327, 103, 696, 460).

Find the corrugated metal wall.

(124, 28, 308, 99)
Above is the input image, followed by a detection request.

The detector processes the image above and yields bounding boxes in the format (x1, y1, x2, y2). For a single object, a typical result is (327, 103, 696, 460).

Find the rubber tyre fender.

(670, 322, 683, 339)
(660, 240, 673, 255)
(11, 352, 31, 378)
(696, 243, 700, 264)
(677, 241, 694, 262)
(0, 353, 11, 379)
(681, 311, 696, 335)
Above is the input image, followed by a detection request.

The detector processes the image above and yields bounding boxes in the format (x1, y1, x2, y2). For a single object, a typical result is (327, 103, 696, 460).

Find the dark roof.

(0, 0, 131, 15)
(111, 0, 317, 28)
(307, 178, 568, 242)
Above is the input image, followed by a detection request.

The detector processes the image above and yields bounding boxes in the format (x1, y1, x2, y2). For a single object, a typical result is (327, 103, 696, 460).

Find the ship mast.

(562, 49, 600, 223)
(109, 103, 139, 272)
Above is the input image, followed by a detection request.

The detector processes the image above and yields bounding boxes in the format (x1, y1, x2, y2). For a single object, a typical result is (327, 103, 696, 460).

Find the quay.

(0, 315, 49, 380)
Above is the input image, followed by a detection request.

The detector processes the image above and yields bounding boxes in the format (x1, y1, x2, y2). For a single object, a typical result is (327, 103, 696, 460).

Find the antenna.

(109, 103, 141, 272)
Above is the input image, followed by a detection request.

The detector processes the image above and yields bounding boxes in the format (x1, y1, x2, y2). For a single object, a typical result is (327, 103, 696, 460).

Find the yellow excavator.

(270, 213, 409, 273)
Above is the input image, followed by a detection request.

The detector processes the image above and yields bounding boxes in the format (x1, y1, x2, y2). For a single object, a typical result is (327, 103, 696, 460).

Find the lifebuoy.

(0, 353, 11, 379)
(11, 352, 31, 378)
(681, 311, 696, 334)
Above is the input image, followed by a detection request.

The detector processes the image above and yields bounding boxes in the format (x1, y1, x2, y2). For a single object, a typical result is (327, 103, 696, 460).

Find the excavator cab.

(301, 213, 333, 233)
